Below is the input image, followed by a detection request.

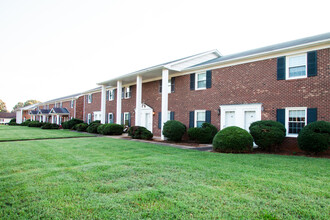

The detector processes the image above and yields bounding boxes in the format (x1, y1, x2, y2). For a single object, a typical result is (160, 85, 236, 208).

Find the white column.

(101, 85, 106, 124)
(56, 115, 60, 125)
(43, 115, 46, 122)
(135, 75, 142, 126)
(161, 69, 169, 140)
(116, 80, 122, 124)
(39, 116, 42, 122)
(51, 115, 54, 123)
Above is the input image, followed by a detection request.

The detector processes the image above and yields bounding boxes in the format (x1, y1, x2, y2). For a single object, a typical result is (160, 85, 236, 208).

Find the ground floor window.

(87, 114, 91, 124)
(123, 112, 130, 126)
(286, 107, 306, 136)
(195, 110, 206, 128)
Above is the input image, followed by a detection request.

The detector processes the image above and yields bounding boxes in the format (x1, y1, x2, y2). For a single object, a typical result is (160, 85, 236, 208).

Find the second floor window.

(88, 94, 92, 103)
(125, 87, 131, 99)
(109, 90, 114, 101)
(196, 72, 206, 89)
(287, 54, 307, 79)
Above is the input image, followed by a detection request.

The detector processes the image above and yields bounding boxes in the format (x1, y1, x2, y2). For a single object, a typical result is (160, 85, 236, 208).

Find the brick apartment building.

(16, 33, 330, 148)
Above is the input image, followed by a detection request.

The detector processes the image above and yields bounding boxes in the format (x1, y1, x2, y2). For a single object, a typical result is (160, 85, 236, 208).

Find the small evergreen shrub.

(128, 126, 153, 140)
(298, 121, 330, 153)
(249, 120, 286, 151)
(87, 123, 101, 134)
(188, 122, 218, 144)
(98, 124, 123, 135)
(89, 120, 101, 126)
(28, 121, 43, 127)
(62, 118, 84, 129)
(41, 123, 59, 129)
(75, 123, 88, 132)
(21, 119, 31, 126)
(162, 120, 186, 142)
(213, 126, 253, 153)
(8, 118, 17, 126)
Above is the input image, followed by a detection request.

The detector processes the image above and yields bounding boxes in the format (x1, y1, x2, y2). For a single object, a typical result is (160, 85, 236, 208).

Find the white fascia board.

(97, 66, 164, 86)
(184, 39, 330, 73)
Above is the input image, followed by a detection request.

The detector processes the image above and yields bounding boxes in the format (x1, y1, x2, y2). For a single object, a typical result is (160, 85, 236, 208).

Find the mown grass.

(0, 136, 329, 219)
(0, 125, 94, 141)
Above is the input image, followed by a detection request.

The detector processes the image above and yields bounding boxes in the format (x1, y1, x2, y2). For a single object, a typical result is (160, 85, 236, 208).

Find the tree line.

(0, 99, 40, 113)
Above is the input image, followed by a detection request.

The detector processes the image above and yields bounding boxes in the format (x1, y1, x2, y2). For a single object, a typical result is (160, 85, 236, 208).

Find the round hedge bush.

(213, 126, 253, 153)
(128, 126, 153, 140)
(162, 120, 186, 142)
(21, 119, 31, 126)
(41, 123, 59, 129)
(75, 123, 88, 132)
(86, 123, 101, 134)
(97, 124, 123, 135)
(249, 120, 286, 151)
(28, 121, 43, 127)
(8, 118, 17, 126)
(298, 121, 330, 153)
(188, 122, 218, 144)
(62, 118, 84, 129)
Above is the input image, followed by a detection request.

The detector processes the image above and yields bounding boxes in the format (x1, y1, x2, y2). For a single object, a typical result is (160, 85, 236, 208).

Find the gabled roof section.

(29, 110, 39, 115)
(49, 108, 70, 114)
(189, 32, 330, 69)
(38, 109, 51, 114)
(18, 103, 39, 111)
(98, 50, 221, 87)
(42, 93, 82, 104)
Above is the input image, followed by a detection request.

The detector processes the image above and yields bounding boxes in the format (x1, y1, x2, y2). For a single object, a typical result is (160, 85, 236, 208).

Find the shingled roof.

(0, 112, 16, 119)
(49, 108, 70, 114)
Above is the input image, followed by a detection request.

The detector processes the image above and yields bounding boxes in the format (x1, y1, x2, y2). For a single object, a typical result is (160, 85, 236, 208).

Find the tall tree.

(23, 100, 40, 107)
(0, 99, 8, 112)
(12, 102, 24, 112)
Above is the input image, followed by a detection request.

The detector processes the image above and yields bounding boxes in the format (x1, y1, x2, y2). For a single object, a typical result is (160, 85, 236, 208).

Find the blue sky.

(0, 0, 329, 111)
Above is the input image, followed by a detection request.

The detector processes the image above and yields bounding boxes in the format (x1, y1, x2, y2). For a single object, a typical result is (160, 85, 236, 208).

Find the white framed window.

(124, 112, 130, 125)
(285, 107, 307, 137)
(109, 90, 114, 101)
(88, 94, 92, 103)
(286, 53, 307, 79)
(168, 79, 171, 93)
(125, 87, 131, 99)
(195, 110, 206, 128)
(168, 111, 171, 120)
(108, 113, 114, 123)
(60, 102, 63, 108)
(196, 72, 206, 90)
(87, 113, 91, 124)
(71, 100, 74, 108)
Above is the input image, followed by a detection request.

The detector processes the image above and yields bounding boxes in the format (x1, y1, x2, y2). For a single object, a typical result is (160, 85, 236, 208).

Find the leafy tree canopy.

(0, 99, 8, 112)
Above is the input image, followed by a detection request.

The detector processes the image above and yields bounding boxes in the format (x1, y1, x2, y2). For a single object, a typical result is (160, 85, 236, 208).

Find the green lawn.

(0, 136, 329, 219)
(0, 125, 94, 141)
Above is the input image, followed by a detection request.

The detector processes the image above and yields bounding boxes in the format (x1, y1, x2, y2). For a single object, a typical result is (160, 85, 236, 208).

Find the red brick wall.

(84, 92, 101, 122)
(76, 96, 84, 120)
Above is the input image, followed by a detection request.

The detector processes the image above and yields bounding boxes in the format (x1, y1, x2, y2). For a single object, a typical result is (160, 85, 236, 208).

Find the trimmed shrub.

(98, 124, 123, 135)
(162, 120, 186, 142)
(128, 126, 153, 140)
(28, 121, 43, 127)
(75, 123, 88, 132)
(8, 118, 17, 126)
(62, 118, 84, 129)
(298, 121, 330, 154)
(213, 126, 253, 153)
(89, 120, 101, 126)
(41, 123, 59, 129)
(188, 122, 218, 144)
(21, 119, 31, 126)
(87, 123, 101, 134)
(249, 120, 286, 151)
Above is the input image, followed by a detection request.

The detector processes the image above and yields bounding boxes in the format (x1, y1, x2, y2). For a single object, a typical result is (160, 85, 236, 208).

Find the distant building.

(0, 112, 16, 124)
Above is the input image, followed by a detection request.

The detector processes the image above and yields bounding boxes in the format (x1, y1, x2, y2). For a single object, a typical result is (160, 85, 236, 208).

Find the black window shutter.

(106, 90, 109, 101)
(170, 111, 175, 120)
(158, 112, 161, 129)
(128, 113, 131, 127)
(113, 89, 116, 100)
(206, 70, 212, 88)
(276, 109, 285, 126)
(129, 86, 132, 98)
(277, 57, 286, 80)
(122, 88, 125, 99)
(189, 111, 194, 128)
(190, 73, 195, 90)
(86, 95, 88, 102)
(171, 77, 175, 93)
(159, 80, 162, 93)
(206, 110, 211, 123)
(91, 94, 93, 103)
(105, 114, 108, 124)
(307, 108, 317, 124)
(307, 51, 317, 77)
(121, 113, 124, 125)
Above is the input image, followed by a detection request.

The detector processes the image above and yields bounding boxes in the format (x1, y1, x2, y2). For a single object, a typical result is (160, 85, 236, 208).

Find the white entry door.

(224, 111, 236, 128)
(244, 111, 256, 130)
(137, 104, 153, 133)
